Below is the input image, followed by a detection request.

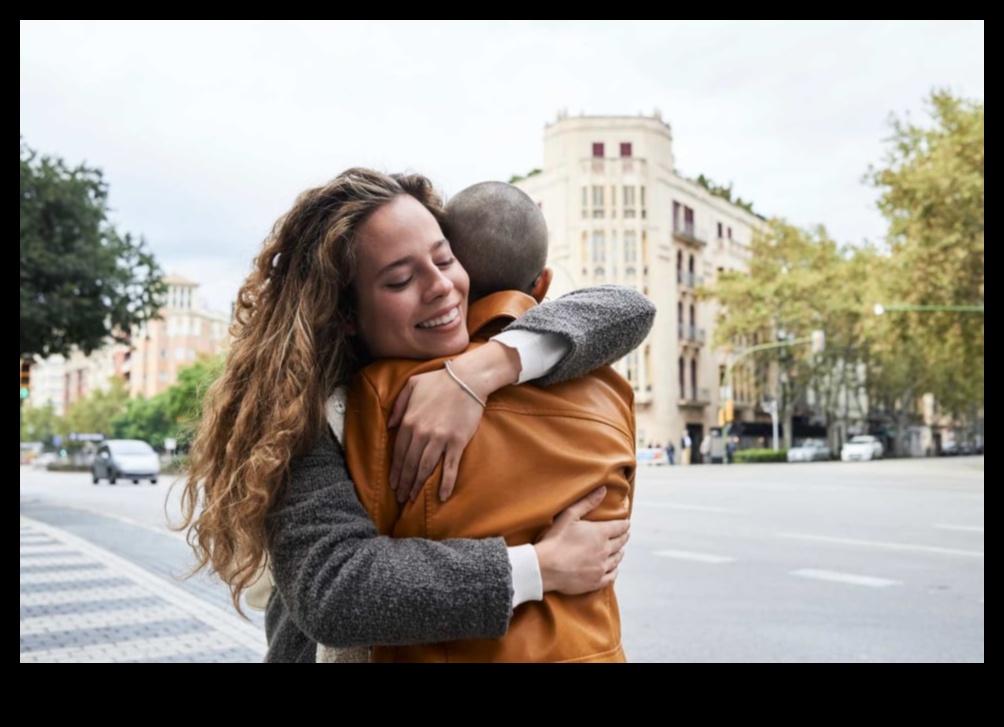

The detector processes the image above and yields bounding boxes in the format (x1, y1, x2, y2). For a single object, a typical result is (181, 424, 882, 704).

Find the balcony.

(673, 225, 708, 248)
(679, 389, 712, 408)
(676, 271, 705, 289)
(678, 326, 708, 346)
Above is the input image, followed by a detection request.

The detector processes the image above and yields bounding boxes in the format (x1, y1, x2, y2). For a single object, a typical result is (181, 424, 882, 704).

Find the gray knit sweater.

(264, 286, 656, 663)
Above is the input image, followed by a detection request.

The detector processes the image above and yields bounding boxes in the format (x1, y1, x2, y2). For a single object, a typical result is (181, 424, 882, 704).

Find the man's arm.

(266, 432, 513, 651)
(500, 285, 656, 386)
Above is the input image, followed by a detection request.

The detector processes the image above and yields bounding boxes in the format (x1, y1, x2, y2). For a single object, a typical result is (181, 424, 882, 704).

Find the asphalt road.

(20, 457, 984, 663)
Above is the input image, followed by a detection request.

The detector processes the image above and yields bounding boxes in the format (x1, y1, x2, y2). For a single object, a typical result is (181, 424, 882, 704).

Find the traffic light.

(20, 360, 31, 400)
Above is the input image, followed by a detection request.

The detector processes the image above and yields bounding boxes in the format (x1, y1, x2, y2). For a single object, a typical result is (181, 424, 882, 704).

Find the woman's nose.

(423, 267, 453, 302)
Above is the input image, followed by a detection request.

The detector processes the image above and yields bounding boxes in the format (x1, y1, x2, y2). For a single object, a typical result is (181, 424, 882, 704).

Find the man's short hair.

(444, 182, 548, 300)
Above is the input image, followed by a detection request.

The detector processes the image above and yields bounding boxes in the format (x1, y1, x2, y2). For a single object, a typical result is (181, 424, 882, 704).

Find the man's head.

(444, 182, 552, 302)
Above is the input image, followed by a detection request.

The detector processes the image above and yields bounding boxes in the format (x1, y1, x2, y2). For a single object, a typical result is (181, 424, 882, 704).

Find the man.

(340, 182, 654, 663)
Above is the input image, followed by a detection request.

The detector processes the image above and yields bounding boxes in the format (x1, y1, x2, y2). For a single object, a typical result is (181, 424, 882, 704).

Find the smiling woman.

(352, 196, 471, 360)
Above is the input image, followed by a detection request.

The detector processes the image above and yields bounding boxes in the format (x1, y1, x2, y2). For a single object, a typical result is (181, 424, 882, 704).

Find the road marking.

(636, 503, 737, 514)
(19, 633, 250, 663)
(20, 605, 192, 636)
(21, 517, 265, 655)
(776, 533, 984, 559)
(934, 525, 984, 534)
(654, 550, 735, 564)
(791, 570, 901, 589)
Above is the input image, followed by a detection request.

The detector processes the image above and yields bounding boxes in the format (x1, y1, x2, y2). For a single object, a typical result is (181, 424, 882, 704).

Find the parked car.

(787, 439, 831, 463)
(841, 435, 885, 462)
(940, 441, 959, 456)
(92, 440, 160, 485)
(32, 452, 59, 470)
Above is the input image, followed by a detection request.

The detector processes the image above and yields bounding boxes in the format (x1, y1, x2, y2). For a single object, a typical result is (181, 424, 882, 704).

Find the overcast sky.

(20, 20, 984, 312)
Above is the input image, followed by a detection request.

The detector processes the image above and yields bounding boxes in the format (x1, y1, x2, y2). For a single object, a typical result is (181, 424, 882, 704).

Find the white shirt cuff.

(507, 544, 544, 609)
(492, 330, 571, 384)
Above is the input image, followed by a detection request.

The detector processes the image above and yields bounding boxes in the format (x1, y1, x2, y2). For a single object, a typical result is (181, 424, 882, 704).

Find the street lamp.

(875, 304, 984, 316)
(719, 329, 825, 453)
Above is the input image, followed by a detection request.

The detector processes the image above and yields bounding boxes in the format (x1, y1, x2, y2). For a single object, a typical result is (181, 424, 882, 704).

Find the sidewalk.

(20, 516, 266, 663)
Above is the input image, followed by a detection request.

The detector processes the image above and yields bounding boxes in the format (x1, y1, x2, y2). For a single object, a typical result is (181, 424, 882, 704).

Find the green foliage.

(63, 378, 130, 439)
(869, 90, 984, 415)
(508, 169, 542, 185)
(112, 394, 175, 450)
(21, 403, 61, 445)
(166, 356, 223, 427)
(20, 137, 166, 359)
(734, 449, 788, 464)
(694, 174, 758, 216)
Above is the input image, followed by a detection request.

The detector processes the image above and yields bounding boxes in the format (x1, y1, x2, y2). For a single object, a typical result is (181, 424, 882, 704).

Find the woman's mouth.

(417, 307, 461, 330)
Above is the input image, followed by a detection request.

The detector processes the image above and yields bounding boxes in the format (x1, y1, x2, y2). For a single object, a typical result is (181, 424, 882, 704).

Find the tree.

(707, 219, 871, 449)
(20, 138, 166, 359)
(62, 378, 130, 439)
(112, 394, 175, 450)
(165, 356, 224, 446)
(869, 90, 984, 416)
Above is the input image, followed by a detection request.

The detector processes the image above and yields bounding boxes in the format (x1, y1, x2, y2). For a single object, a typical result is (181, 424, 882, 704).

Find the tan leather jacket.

(344, 291, 636, 663)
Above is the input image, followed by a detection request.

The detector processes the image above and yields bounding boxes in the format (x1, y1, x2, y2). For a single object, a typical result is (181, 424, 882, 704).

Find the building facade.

(515, 112, 763, 453)
(126, 275, 230, 399)
(28, 275, 231, 412)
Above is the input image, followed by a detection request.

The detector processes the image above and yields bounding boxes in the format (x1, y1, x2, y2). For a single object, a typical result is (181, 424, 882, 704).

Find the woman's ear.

(530, 268, 553, 303)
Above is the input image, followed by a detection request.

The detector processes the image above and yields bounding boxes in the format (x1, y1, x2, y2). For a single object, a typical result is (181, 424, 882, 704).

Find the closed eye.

(436, 257, 456, 268)
(386, 277, 414, 290)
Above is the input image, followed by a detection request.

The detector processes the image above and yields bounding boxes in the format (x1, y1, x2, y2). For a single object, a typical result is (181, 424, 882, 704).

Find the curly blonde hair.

(177, 168, 445, 614)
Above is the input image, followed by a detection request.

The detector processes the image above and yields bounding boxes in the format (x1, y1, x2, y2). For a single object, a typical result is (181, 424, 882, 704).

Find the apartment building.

(28, 275, 231, 411)
(515, 112, 763, 452)
(127, 275, 230, 399)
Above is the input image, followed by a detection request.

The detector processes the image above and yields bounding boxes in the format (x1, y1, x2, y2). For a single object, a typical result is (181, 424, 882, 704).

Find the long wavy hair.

(177, 168, 445, 613)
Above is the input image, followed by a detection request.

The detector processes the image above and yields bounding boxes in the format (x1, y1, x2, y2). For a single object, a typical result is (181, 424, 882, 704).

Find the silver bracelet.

(444, 360, 487, 409)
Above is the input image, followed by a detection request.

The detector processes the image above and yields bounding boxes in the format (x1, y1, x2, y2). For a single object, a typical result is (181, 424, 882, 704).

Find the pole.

(771, 400, 779, 452)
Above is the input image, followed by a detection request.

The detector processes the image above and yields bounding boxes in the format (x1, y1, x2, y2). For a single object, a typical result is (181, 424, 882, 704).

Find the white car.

(92, 440, 161, 485)
(841, 435, 885, 462)
(787, 440, 831, 463)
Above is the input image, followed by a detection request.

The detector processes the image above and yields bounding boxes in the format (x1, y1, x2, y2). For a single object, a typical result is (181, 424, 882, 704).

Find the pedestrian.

(681, 433, 693, 466)
(666, 442, 676, 466)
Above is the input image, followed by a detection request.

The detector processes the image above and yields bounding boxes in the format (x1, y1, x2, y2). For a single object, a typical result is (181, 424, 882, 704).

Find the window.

(591, 186, 605, 218)
(623, 186, 636, 218)
(718, 222, 724, 238)
(592, 143, 605, 159)
(691, 360, 698, 401)
(679, 357, 686, 400)
(620, 143, 633, 158)
(624, 231, 638, 264)
(728, 227, 733, 239)
(591, 231, 606, 264)
(175, 348, 186, 362)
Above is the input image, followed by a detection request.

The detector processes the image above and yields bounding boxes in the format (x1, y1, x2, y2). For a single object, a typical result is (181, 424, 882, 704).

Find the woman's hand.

(533, 487, 630, 596)
(388, 341, 523, 502)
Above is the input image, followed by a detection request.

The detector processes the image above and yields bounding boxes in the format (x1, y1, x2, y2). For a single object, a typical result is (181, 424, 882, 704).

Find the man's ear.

(531, 268, 553, 303)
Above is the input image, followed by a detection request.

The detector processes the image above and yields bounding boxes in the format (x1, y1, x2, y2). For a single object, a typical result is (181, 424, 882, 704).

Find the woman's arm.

(264, 432, 628, 660)
(265, 432, 511, 659)
(388, 286, 656, 499)
(500, 285, 657, 387)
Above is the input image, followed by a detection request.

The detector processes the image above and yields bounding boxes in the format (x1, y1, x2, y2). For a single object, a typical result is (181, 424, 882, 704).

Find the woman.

(180, 169, 653, 663)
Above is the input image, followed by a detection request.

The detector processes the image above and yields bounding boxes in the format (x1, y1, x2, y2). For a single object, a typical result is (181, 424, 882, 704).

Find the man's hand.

(534, 487, 630, 596)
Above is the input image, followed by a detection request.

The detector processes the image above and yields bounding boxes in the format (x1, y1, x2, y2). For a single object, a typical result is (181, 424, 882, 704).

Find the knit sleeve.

(264, 432, 513, 657)
(502, 285, 656, 387)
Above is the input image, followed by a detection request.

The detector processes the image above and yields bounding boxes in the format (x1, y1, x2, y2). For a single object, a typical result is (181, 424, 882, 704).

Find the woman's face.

(353, 195, 470, 360)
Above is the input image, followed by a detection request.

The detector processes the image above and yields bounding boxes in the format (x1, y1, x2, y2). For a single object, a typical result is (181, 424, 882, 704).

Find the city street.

(20, 457, 984, 663)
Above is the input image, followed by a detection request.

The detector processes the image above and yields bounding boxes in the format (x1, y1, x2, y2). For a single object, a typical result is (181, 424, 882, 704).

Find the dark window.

(620, 143, 633, 158)
(592, 143, 605, 158)
(691, 359, 698, 401)
(679, 357, 686, 399)
(727, 227, 733, 239)
(717, 222, 724, 238)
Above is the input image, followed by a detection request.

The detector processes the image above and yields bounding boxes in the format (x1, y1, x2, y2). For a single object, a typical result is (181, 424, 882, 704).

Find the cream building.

(515, 112, 763, 454)
(28, 275, 231, 411)
(127, 275, 230, 399)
